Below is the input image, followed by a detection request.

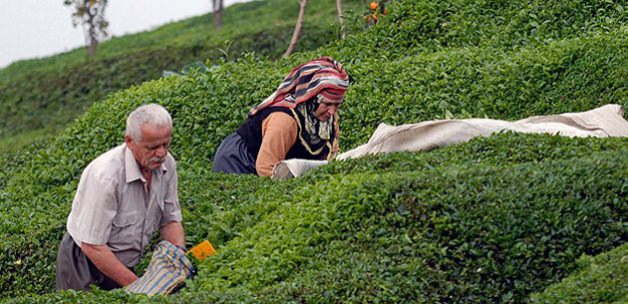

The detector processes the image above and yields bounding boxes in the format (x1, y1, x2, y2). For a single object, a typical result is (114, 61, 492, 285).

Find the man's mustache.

(149, 157, 165, 164)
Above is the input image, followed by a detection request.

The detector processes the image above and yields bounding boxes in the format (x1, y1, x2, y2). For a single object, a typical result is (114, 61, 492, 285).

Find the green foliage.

(0, 0, 365, 147)
(1, 0, 627, 302)
(5, 289, 144, 304)
(344, 0, 628, 58)
(529, 243, 628, 303)
(0, 228, 64, 296)
(5, 135, 627, 303)
(308, 132, 628, 177)
(0, 129, 56, 155)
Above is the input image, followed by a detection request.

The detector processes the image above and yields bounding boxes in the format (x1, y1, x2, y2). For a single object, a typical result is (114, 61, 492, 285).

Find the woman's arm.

(256, 112, 298, 176)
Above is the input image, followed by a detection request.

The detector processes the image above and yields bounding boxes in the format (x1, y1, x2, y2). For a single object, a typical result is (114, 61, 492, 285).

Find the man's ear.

(124, 134, 134, 147)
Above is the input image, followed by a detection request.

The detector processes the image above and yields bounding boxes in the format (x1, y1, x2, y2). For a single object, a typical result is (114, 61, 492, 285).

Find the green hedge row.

(3, 27, 627, 236)
(0, 228, 64, 297)
(0, 0, 365, 144)
(181, 147, 627, 303)
(334, 31, 628, 144)
(6, 140, 625, 302)
(341, 0, 628, 59)
(1, 0, 627, 301)
(309, 132, 628, 177)
(2, 0, 626, 145)
(530, 243, 628, 303)
(2, 32, 628, 298)
(2, 131, 626, 300)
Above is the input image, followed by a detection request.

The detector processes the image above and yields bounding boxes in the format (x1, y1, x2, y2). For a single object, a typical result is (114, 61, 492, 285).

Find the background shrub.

(1, 0, 627, 302)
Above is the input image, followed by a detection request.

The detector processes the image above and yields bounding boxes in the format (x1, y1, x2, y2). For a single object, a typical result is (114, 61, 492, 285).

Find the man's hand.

(160, 221, 185, 249)
(81, 243, 139, 287)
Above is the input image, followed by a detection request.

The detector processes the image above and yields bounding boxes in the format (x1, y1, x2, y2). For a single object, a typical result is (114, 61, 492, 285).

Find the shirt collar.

(124, 144, 167, 183)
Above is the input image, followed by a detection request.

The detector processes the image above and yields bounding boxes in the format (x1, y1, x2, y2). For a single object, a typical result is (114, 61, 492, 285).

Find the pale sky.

(0, 0, 251, 68)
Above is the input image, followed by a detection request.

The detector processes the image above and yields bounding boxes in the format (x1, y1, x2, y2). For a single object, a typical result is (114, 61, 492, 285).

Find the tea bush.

(177, 149, 627, 303)
(5, 145, 626, 302)
(529, 243, 628, 303)
(0, 0, 366, 147)
(1, 0, 627, 302)
(308, 132, 628, 177)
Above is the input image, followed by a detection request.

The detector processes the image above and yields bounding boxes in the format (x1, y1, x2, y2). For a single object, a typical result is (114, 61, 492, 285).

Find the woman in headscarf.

(212, 56, 350, 176)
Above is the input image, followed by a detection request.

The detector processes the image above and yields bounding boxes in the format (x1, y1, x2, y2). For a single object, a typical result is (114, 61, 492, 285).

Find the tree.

(336, 0, 345, 39)
(283, 0, 308, 58)
(64, 0, 109, 58)
(213, 0, 224, 30)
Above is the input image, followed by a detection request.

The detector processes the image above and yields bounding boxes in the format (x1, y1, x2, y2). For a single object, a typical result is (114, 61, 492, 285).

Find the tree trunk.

(213, 0, 223, 30)
(336, 0, 345, 40)
(87, 31, 97, 58)
(86, 3, 98, 59)
(283, 0, 308, 58)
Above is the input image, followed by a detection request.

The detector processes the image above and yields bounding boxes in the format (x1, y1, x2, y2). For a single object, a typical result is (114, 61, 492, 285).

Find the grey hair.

(125, 104, 172, 141)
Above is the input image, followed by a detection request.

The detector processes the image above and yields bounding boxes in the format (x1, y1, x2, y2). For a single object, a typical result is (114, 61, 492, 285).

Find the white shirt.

(66, 144, 182, 267)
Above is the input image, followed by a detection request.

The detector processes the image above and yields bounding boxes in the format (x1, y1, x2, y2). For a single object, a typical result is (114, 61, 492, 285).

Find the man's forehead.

(138, 124, 172, 142)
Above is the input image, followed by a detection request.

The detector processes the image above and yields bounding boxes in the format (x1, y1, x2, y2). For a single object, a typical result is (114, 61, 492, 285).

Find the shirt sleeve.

(67, 167, 117, 246)
(160, 158, 182, 226)
(256, 112, 298, 177)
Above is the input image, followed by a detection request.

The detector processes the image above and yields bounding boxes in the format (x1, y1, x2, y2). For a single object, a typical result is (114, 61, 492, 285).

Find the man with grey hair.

(56, 103, 186, 291)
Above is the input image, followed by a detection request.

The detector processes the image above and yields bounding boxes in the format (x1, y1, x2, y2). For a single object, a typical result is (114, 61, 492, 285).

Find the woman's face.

(314, 102, 340, 121)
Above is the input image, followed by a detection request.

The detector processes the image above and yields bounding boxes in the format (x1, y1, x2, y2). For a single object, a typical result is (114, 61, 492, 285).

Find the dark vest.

(236, 107, 334, 161)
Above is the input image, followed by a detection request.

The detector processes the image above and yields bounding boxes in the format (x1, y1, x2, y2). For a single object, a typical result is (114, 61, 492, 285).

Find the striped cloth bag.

(125, 240, 194, 296)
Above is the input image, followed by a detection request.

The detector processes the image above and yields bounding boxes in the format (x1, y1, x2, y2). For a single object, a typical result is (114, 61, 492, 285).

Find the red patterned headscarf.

(248, 57, 349, 116)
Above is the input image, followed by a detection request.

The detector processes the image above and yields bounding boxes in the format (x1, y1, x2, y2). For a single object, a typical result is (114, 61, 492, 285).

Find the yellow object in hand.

(187, 240, 216, 261)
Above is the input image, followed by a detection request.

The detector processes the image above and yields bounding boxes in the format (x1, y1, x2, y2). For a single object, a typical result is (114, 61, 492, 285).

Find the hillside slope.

(1, 0, 627, 302)
(0, 0, 365, 152)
